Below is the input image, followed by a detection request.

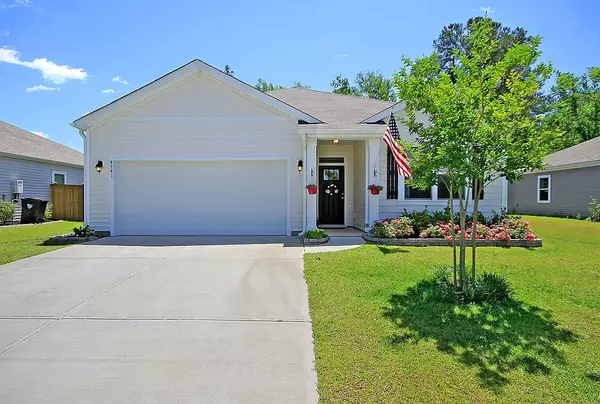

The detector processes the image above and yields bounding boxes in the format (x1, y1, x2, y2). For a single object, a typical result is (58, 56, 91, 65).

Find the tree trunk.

(449, 188, 457, 288)
(458, 193, 468, 291)
(471, 180, 481, 283)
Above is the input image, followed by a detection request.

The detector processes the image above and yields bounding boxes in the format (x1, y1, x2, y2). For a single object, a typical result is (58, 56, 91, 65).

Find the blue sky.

(1, 0, 599, 152)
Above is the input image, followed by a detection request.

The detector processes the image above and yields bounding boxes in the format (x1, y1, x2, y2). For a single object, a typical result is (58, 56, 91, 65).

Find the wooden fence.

(50, 184, 84, 221)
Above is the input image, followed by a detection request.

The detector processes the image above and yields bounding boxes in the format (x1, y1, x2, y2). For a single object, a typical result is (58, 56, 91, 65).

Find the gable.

(121, 72, 285, 120)
(72, 60, 321, 130)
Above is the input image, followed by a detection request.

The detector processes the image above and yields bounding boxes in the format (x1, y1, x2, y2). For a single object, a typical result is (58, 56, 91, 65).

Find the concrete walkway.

(0, 236, 318, 404)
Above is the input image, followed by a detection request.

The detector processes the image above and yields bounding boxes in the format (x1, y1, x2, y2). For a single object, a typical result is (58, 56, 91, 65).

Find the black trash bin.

(21, 198, 48, 224)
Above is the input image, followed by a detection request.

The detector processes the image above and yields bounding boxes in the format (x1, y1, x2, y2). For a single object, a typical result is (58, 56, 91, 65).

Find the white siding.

(377, 141, 504, 219)
(0, 155, 83, 202)
(87, 73, 302, 233)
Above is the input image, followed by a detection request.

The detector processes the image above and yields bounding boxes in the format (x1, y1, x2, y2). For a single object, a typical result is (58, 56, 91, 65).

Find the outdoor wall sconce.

(297, 159, 303, 173)
(95, 160, 104, 174)
(332, 139, 339, 144)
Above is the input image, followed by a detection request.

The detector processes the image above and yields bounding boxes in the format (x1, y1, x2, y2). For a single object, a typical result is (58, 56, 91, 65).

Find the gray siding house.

(509, 137, 600, 217)
(0, 120, 84, 204)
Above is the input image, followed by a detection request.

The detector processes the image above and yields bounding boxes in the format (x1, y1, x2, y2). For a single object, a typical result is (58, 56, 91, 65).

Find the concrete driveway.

(0, 236, 318, 404)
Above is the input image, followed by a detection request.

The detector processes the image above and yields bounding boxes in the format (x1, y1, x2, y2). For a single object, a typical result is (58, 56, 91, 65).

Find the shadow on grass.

(38, 238, 86, 246)
(377, 246, 410, 255)
(382, 279, 578, 392)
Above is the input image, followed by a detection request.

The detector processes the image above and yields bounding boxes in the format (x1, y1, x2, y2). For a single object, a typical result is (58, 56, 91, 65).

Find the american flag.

(383, 113, 412, 178)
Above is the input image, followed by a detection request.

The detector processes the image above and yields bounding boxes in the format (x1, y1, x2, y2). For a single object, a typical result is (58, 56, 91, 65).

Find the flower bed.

(366, 209, 541, 247)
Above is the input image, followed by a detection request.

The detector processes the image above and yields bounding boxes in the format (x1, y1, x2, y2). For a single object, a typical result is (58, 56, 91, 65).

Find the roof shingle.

(267, 88, 393, 128)
(0, 120, 83, 166)
(545, 136, 600, 169)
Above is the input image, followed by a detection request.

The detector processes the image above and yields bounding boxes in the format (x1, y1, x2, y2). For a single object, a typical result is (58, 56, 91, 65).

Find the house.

(71, 59, 507, 236)
(0, 120, 83, 207)
(509, 136, 600, 218)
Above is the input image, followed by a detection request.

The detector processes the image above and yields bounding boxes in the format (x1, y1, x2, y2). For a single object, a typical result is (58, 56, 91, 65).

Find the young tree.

(331, 70, 397, 101)
(395, 18, 553, 291)
(255, 78, 284, 92)
(543, 67, 600, 151)
(292, 81, 311, 89)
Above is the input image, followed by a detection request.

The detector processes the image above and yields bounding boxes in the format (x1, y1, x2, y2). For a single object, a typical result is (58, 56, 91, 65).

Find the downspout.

(301, 133, 307, 234)
(73, 125, 90, 226)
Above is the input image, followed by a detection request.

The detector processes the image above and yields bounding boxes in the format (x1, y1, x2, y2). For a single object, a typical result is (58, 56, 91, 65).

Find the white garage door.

(114, 160, 288, 235)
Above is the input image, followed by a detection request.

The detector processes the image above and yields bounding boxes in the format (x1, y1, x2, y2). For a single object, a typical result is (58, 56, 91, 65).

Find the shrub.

(370, 217, 415, 238)
(44, 203, 53, 220)
(428, 267, 513, 304)
(73, 225, 95, 238)
(0, 201, 16, 224)
(304, 228, 328, 239)
(590, 197, 600, 222)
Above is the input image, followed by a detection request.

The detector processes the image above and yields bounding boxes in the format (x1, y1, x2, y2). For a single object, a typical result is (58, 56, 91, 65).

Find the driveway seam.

(0, 247, 185, 357)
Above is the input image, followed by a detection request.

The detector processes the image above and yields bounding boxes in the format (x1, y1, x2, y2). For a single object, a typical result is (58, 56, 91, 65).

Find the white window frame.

(51, 170, 67, 184)
(537, 174, 551, 203)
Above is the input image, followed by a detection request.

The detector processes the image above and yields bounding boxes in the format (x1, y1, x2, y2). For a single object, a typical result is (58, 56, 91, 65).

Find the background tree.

(542, 67, 600, 151)
(292, 81, 311, 89)
(331, 70, 397, 101)
(224, 65, 234, 77)
(395, 18, 553, 291)
(255, 78, 284, 92)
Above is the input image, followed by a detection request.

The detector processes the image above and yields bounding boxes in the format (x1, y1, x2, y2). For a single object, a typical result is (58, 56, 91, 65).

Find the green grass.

(304, 216, 600, 402)
(0, 221, 83, 265)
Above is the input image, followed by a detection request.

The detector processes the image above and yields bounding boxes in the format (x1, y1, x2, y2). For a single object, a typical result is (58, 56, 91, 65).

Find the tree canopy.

(394, 18, 553, 290)
(255, 78, 284, 92)
(331, 71, 397, 101)
(542, 67, 600, 151)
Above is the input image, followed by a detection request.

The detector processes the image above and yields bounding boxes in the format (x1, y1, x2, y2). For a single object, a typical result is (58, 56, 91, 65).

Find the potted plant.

(306, 184, 318, 195)
(367, 184, 384, 195)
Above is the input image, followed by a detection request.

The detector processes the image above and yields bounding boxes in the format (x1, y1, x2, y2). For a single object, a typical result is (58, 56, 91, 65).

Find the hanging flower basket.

(306, 184, 318, 195)
(368, 184, 384, 195)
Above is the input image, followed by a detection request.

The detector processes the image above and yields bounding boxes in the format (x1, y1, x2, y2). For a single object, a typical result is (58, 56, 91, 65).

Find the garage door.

(113, 160, 288, 235)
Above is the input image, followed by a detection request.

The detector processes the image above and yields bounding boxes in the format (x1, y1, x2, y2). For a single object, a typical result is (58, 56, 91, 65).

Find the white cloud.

(0, 0, 33, 10)
(0, 47, 88, 84)
(102, 88, 115, 94)
(334, 54, 347, 59)
(480, 6, 495, 15)
(30, 131, 49, 139)
(0, 30, 9, 36)
(26, 84, 59, 92)
(112, 76, 129, 85)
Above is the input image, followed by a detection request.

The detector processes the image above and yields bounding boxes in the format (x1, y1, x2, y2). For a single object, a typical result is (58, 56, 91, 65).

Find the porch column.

(306, 137, 318, 231)
(366, 138, 381, 227)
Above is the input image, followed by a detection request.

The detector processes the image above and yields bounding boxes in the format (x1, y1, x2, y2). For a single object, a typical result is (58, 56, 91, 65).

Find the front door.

(318, 166, 344, 225)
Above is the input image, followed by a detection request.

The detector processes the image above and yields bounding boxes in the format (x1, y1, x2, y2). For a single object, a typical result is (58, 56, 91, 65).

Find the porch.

(303, 136, 381, 232)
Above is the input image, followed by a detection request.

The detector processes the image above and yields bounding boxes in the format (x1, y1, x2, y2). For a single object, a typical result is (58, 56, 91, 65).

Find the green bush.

(0, 201, 16, 224)
(589, 197, 600, 222)
(304, 228, 328, 239)
(73, 225, 95, 238)
(428, 267, 513, 304)
(44, 203, 53, 220)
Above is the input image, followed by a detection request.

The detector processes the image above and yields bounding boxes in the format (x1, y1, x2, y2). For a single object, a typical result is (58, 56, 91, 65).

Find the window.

(386, 149, 398, 199)
(537, 175, 551, 203)
(405, 183, 432, 199)
(323, 169, 340, 180)
(437, 175, 464, 199)
(52, 170, 66, 185)
(471, 178, 485, 200)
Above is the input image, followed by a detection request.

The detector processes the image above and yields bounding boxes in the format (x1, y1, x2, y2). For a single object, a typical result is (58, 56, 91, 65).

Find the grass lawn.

(304, 216, 600, 403)
(0, 221, 83, 265)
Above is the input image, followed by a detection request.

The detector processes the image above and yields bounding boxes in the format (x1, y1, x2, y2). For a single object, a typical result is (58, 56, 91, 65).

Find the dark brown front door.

(318, 166, 344, 225)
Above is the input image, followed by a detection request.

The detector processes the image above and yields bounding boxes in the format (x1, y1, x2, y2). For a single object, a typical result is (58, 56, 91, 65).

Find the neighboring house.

(509, 136, 600, 218)
(0, 120, 84, 205)
(71, 59, 507, 236)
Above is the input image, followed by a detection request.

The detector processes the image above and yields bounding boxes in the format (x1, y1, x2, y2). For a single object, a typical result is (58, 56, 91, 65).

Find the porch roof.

(267, 88, 394, 129)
